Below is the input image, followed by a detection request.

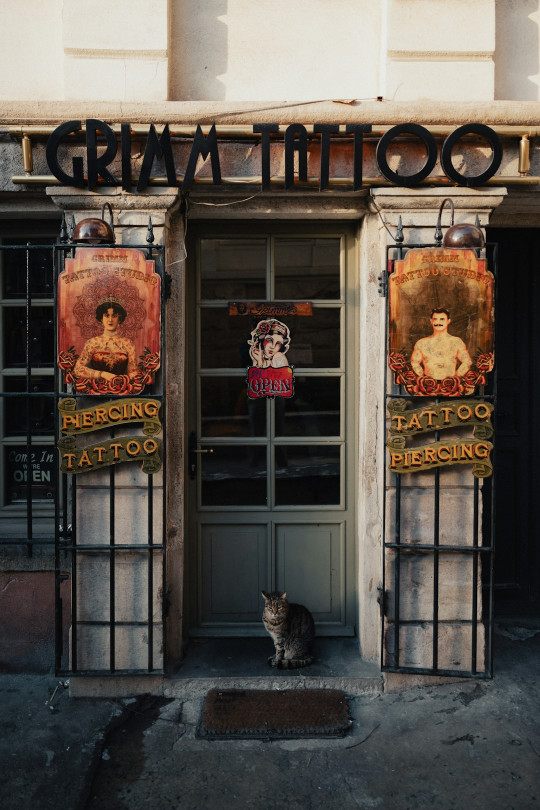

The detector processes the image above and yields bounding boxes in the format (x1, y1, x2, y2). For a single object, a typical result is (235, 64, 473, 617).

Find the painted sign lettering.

(229, 302, 312, 317)
(387, 398, 494, 438)
(58, 435, 162, 475)
(247, 366, 294, 399)
(386, 398, 494, 477)
(58, 397, 161, 435)
(388, 438, 493, 477)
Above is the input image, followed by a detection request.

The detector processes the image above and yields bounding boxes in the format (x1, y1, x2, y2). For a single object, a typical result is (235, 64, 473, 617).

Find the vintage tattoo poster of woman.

(246, 318, 294, 399)
(388, 247, 494, 397)
(58, 247, 161, 395)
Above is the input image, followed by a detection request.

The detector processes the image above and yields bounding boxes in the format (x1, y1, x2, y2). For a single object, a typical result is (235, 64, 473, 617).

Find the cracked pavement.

(1, 625, 539, 810)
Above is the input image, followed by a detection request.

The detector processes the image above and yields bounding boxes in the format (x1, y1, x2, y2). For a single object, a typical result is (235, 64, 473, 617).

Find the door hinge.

(162, 586, 171, 618)
(377, 585, 388, 617)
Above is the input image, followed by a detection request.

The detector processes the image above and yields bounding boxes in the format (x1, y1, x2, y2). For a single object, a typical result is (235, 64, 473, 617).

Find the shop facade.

(0, 106, 538, 691)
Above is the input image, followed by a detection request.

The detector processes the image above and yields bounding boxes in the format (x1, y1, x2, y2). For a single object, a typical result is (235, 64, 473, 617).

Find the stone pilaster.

(370, 186, 506, 677)
(47, 187, 183, 674)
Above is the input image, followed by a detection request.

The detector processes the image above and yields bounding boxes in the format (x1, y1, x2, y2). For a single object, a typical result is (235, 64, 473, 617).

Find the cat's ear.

(261, 590, 269, 599)
(280, 592, 287, 600)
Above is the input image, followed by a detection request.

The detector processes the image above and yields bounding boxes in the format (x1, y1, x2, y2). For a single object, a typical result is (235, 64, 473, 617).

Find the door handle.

(189, 431, 214, 480)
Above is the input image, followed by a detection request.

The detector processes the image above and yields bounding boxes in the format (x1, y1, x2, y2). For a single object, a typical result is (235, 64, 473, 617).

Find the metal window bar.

(381, 239, 496, 679)
(0, 240, 58, 549)
(0, 236, 166, 677)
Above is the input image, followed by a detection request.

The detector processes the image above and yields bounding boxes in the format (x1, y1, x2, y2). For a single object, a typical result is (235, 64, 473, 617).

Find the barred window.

(0, 223, 59, 545)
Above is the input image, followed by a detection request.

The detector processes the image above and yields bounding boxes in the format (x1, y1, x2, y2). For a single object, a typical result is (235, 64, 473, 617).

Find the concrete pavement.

(1, 621, 539, 810)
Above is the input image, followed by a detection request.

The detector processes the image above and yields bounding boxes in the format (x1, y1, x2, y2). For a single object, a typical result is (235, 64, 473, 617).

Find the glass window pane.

(3, 306, 54, 367)
(201, 238, 267, 300)
(276, 376, 340, 437)
(4, 377, 55, 436)
(201, 376, 267, 438)
(4, 444, 56, 504)
(275, 238, 340, 299)
(285, 308, 340, 368)
(201, 445, 267, 506)
(200, 306, 257, 369)
(3, 240, 55, 299)
(275, 445, 340, 506)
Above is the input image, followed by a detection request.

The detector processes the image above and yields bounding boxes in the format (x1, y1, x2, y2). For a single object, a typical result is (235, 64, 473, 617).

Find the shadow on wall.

(169, 0, 228, 101)
(495, 0, 540, 100)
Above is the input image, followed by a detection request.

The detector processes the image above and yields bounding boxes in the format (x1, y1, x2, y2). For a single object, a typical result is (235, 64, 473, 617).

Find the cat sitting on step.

(261, 590, 315, 669)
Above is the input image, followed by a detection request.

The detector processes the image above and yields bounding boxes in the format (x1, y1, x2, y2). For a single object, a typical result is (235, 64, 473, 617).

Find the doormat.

(197, 688, 352, 740)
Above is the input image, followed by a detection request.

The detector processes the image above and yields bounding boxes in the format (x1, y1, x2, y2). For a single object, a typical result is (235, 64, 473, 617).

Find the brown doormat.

(197, 688, 352, 740)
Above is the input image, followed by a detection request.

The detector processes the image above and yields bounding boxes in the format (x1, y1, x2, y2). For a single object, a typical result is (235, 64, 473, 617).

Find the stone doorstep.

(67, 636, 472, 698)
(69, 673, 384, 699)
(69, 637, 385, 697)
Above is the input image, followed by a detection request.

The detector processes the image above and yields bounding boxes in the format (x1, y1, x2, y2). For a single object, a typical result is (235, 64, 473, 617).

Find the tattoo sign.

(56, 397, 163, 475)
(388, 248, 494, 397)
(386, 398, 494, 477)
(57, 247, 161, 396)
(246, 318, 294, 399)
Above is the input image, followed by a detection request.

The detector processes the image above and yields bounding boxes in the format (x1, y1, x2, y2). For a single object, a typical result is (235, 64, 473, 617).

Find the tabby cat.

(261, 590, 315, 669)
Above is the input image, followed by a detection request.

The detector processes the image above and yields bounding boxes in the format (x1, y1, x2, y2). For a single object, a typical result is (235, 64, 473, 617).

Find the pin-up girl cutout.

(248, 319, 291, 369)
(246, 319, 294, 399)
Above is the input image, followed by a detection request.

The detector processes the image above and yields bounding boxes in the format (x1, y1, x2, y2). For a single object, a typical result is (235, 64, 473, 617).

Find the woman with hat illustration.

(248, 318, 291, 369)
(74, 294, 137, 381)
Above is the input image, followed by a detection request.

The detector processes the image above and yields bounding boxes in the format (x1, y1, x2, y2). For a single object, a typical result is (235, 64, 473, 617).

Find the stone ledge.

(3, 100, 540, 127)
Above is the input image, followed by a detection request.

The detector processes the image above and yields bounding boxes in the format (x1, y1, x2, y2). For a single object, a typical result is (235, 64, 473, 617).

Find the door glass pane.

(201, 376, 267, 438)
(201, 445, 267, 506)
(200, 306, 254, 369)
(275, 238, 340, 299)
(201, 238, 266, 300)
(286, 308, 340, 368)
(275, 445, 340, 506)
(276, 376, 340, 437)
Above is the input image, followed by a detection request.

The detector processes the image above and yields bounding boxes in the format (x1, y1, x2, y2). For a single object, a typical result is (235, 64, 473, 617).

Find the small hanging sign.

(57, 247, 161, 396)
(56, 397, 163, 475)
(229, 302, 312, 317)
(386, 398, 494, 477)
(388, 248, 494, 397)
(57, 435, 162, 475)
(387, 398, 494, 438)
(387, 437, 493, 477)
(58, 397, 161, 435)
(246, 318, 294, 399)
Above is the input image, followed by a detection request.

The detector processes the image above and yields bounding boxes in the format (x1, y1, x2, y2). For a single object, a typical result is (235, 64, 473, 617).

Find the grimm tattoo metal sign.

(386, 398, 494, 477)
(45, 120, 503, 192)
(57, 247, 161, 396)
(388, 248, 494, 397)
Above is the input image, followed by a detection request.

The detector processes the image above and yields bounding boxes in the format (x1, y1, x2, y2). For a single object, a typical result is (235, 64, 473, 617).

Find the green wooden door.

(187, 224, 357, 636)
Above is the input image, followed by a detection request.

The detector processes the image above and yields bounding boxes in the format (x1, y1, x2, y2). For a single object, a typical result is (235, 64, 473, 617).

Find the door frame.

(184, 220, 359, 637)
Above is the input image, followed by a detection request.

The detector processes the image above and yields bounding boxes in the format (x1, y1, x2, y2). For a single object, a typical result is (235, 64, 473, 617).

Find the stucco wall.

(1, 1, 540, 103)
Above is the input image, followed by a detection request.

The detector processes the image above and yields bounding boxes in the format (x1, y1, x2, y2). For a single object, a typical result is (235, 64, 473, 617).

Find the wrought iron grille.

(381, 239, 496, 679)
(0, 233, 166, 677)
